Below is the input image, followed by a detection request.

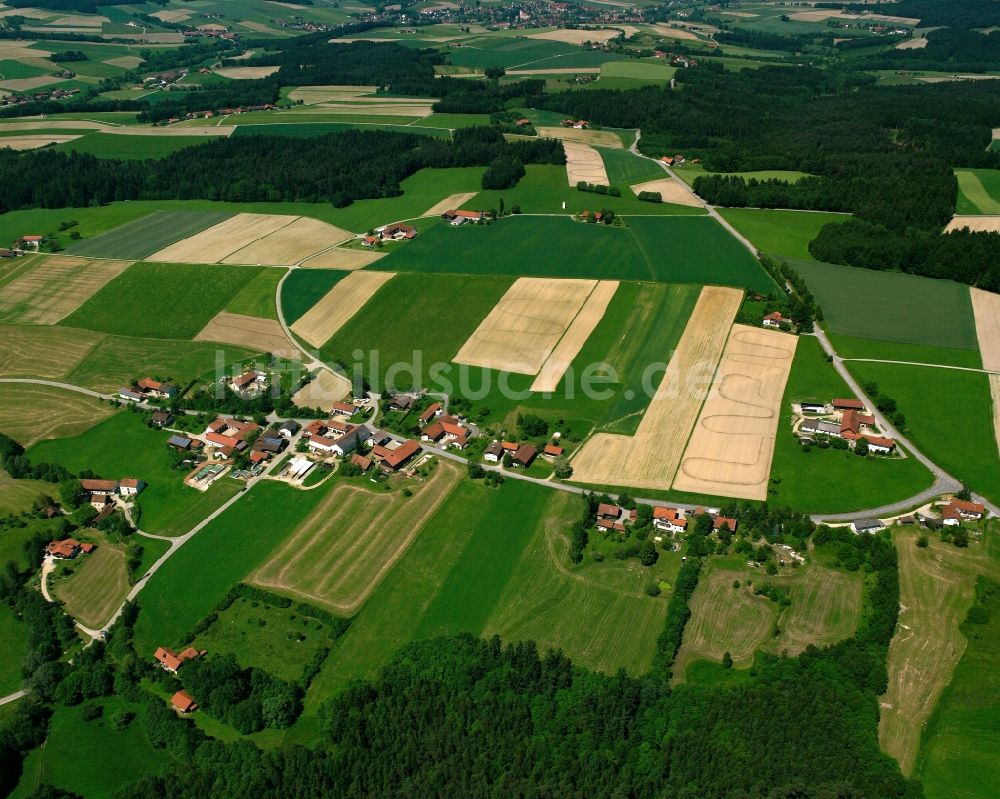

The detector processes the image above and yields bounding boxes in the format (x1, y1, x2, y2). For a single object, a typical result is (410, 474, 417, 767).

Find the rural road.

(0, 378, 111, 400)
(840, 358, 1000, 376)
(39, 559, 55, 602)
(0, 689, 28, 706)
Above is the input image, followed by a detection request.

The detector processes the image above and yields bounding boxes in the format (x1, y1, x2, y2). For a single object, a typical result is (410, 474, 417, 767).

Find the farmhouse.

(229, 370, 262, 395)
(278, 420, 300, 438)
(17, 235, 43, 250)
(442, 209, 484, 226)
(361, 235, 379, 247)
(832, 398, 866, 412)
(950, 498, 985, 520)
(118, 388, 144, 403)
(80, 479, 118, 496)
(119, 478, 144, 496)
(595, 503, 635, 533)
(419, 402, 442, 424)
(483, 441, 504, 462)
(151, 410, 173, 428)
(380, 223, 417, 241)
(512, 444, 537, 468)
(864, 435, 896, 454)
(852, 518, 885, 534)
(171, 690, 198, 714)
(154, 646, 204, 673)
(331, 400, 363, 417)
(713, 516, 738, 533)
(941, 504, 962, 526)
(544, 443, 564, 457)
(653, 507, 687, 533)
(371, 439, 421, 472)
(206, 431, 245, 451)
(45, 539, 94, 560)
(137, 378, 177, 399)
(762, 311, 783, 328)
(839, 410, 876, 439)
(351, 453, 372, 472)
(206, 418, 259, 441)
(303, 420, 328, 438)
(388, 394, 414, 411)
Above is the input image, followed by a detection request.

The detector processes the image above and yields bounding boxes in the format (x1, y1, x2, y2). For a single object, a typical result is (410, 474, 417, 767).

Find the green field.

(599, 59, 675, 83)
(447, 38, 576, 69)
(225, 268, 282, 319)
(377, 215, 776, 291)
(133, 480, 333, 656)
(676, 165, 812, 188)
(0, 606, 26, 696)
(717, 208, 849, 261)
(0, 473, 59, 516)
(67, 210, 233, 260)
(411, 112, 491, 129)
(29, 412, 243, 537)
(61, 262, 260, 338)
(54, 133, 213, 160)
(768, 336, 934, 512)
(847, 362, 1000, 504)
(954, 169, 1000, 215)
(917, 578, 1000, 799)
(52, 543, 129, 629)
(792, 260, 979, 350)
(280, 269, 349, 324)
(600, 148, 671, 185)
(233, 121, 449, 138)
(828, 332, 983, 369)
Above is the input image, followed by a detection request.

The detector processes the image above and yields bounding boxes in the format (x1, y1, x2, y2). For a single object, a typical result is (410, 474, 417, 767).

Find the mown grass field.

(28, 412, 242, 537)
(0, 606, 26, 696)
(954, 168, 1000, 215)
(280, 268, 349, 324)
(847, 362, 1000, 505)
(768, 336, 934, 512)
(676, 165, 812, 188)
(828, 332, 983, 369)
(68, 210, 233, 259)
(53, 133, 213, 160)
(224, 268, 282, 319)
(0, 324, 103, 382)
(233, 122, 449, 138)
(52, 544, 129, 629)
(61, 262, 261, 339)
(717, 208, 848, 261)
(0, 473, 57, 516)
(378, 215, 775, 291)
(917, 576, 1000, 799)
(132, 480, 333, 656)
(0, 383, 113, 447)
(792, 260, 979, 350)
(600, 148, 669, 185)
(446, 38, 576, 69)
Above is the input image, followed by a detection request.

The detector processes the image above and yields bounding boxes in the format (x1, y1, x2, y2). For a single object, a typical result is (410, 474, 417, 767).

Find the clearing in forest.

(570, 286, 742, 490)
(771, 564, 863, 656)
(251, 461, 462, 615)
(672, 325, 797, 501)
(194, 311, 300, 358)
(149, 213, 297, 263)
(453, 277, 601, 375)
(52, 544, 129, 630)
(530, 280, 619, 392)
(221, 216, 352, 266)
(944, 215, 1000, 233)
(0, 256, 132, 324)
(630, 177, 704, 207)
(287, 85, 377, 104)
(970, 287, 1000, 456)
(213, 66, 280, 79)
(290, 270, 395, 347)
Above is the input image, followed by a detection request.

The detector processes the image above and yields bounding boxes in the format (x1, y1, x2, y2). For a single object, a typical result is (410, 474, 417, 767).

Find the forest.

(0, 127, 564, 211)
(841, 0, 1000, 28)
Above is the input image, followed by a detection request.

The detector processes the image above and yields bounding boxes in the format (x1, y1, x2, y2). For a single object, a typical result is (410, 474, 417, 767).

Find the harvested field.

(0, 384, 113, 446)
(630, 177, 704, 207)
(896, 37, 928, 49)
(291, 369, 351, 410)
(422, 192, 478, 217)
(52, 545, 128, 630)
(454, 277, 599, 375)
(527, 28, 622, 44)
(719, 10, 757, 17)
(221, 217, 352, 265)
(0, 134, 80, 151)
(251, 461, 461, 614)
(287, 85, 377, 104)
(0, 255, 132, 324)
(530, 280, 619, 392)
(648, 24, 699, 41)
(194, 311, 300, 358)
(538, 125, 623, 149)
(290, 270, 395, 347)
(881, 530, 1000, 776)
(0, 42, 51, 60)
(51, 14, 105, 26)
(150, 9, 191, 23)
(673, 324, 797, 501)
(103, 55, 144, 68)
(0, 324, 103, 380)
(213, 66, 280, 80)
(0, 121, 228, 137)
(68, 210, 234, 260)
(0, 76, 66, 92)
(300, 247, 385, 270)
(563, 141, 609, 186)
(944, 215, 1000, 233)
(314, 103, 433, 116)
(149, 213, 297, 263)
(772, 565, 862, 656)
(571, 286, 742, 489)
(970, 287, 1000, 456)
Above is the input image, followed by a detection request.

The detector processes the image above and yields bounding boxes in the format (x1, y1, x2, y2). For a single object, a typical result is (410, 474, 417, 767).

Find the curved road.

(0, 378, 111, 400)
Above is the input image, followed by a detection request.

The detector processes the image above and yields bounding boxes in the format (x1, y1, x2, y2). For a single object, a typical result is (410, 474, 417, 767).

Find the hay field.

(527, 28, 622, 44)
(507, 67, 601, 75)
(422, 192, 478, 217)
(648, 24, 699, 41)
(300, 247, 385, 270)
(52, 545, 129, 629)
(290, 270, 395, 347)
(631, 177, 704, 207)
(213, 66, 280, 80)
(571, 286, 742, 489)
(772, 565, 862, 656)
(530, 280, 619, 392)
(945, 215, 1000, 233)
(538, 125, 623, 149)
(453, 277, 599, 374)
(291, 368, 351, 409)
(896, 37, 928, 49)
(0, 76, 66, 92)
(251, 462, 461, 614)
(150, 9, 191, 22)
(149, 213, 296, 263)
(0, 384, 113, 446)
(103, 55, 144, 69)
(970, 287, 1000, 456)
(287, 85, 377, 104)
(221, 216, 352, 265)
(0, 42, 51, 60)
(563, 141, 609, 186)
(673, 566, 775, 677)
(0, 256, 132, 324)
(0, 135, 80, 151)
(673, 325, 797, 501)
(881, 530, 1000, 776)
(0, 324, 103, 380)
(194, 311, 300, 358)
(955, 170, 1000, 214)
(315, 102, 433, 116)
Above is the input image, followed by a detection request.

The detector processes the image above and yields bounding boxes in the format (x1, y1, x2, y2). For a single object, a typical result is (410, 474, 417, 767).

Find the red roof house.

(171, 690, 197, 713)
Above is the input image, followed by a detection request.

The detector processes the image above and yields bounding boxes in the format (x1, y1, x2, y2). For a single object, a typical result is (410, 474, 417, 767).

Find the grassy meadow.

(0, 606, 26, 696)
(224, 268, 283, 319)
(954, 169, 1000, 215)
(51, 542, 130, 629)
(54, 133, 214, 160)
(828, 333, 983, 369)
(280, 269, 350, 324)
(717, 208, 849, 261)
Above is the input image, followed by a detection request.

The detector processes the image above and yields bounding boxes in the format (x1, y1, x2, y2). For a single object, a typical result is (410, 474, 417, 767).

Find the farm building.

(950, 498, 985, 520)
(653, 507, 687, 533)
(419, 403, 442, 424)
(45, 539, 94, 560)
(151, 410, 174, 428)
(351, 453, 372, 471)
(380, 223, 417, 241)
(388, 394, 414, 411)
(331, 400, 363, 417)
(167, 435, 194, 451)
(17, 235, 43, 250)
(762, 311, 783, 328)
(171, 690, 198, 713)
(800, 402, 827, 414)
(137, 378, 177, 399)
(443, 209, 484, 226)
(119, 388, 144, 403)
(278, 420, 300, 438)
(832, 398, 866, 412)
(544, 444, 564, 457)
(512, 444, 537, 468)
(154, 646, 204, 674)
(851, 518, 885, 534)
(229, 371, 262, 395)
(372, 439, 421, 472)
(484, 441, 504, 462)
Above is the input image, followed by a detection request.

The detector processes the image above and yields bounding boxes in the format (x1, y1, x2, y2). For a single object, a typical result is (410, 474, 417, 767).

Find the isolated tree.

(722, 652, 733, 669)
(639, 540, 658, 566)
(553, 458, 573, 479)
(484, 65, 505, 79)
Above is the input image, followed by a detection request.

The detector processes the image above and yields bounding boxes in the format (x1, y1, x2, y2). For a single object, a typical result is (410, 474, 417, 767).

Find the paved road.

(0, 689, 28, 706)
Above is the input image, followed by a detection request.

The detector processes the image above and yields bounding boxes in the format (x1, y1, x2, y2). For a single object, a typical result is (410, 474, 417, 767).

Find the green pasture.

(28, 412, 243, 537)
(54, 133, 213, 160)
(600, 148, 669, 185)
(0, 475, 56, 516)
(62, 262, 261, 339)
(411, 113, 491, 129)
(917, 578, 1000, 799)
(68, 210, 233, 259)
(447, 38, 576, 69)
(791, 260, 979, 350)
(717, 208, 848, 261)
(280, 269, 349, 324)
(677, 165, 812, 187)
(225, 268, 282, 319)
(0, 606, 26, 696)
(828, 333, 983, 369)
(768, 336, 934, 513)
(133, 480, 334, 656)
(233, 121, 449, 138)
(846, 362, 1000, 504)
(0, 59, 50, 80)
(954, 169, 1000, 215)
(600, 59, 675, 82)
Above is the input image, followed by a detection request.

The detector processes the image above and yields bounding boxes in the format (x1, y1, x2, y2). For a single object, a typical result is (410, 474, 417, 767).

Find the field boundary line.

(840, 358, 1000, 376)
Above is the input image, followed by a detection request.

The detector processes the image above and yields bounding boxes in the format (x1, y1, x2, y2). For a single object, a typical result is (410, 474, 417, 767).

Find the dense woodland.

(0, 127, 564, 210)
